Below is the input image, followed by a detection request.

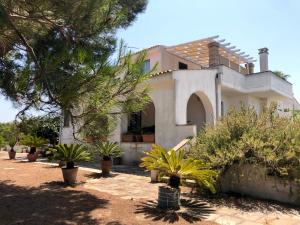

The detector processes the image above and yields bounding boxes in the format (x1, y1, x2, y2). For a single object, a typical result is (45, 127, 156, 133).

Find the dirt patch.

(0, 152, 217, 225)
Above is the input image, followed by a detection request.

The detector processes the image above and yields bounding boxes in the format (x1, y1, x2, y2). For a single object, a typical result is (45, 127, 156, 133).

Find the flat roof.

(166, 35, 256, 67)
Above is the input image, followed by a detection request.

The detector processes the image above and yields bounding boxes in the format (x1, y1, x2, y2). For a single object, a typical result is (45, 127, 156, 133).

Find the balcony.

(219, 66, 293, 99)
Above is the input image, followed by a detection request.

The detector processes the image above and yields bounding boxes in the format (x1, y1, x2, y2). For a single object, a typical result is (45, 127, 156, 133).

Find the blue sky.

(1, 0, 299, 122)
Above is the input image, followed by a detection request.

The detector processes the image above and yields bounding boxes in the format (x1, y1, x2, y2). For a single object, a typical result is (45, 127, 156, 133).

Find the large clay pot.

(158, 186, 181, 209)
(101, 159, 112, 176)
(61, 167, 78, 184)
(142, 134, 155, 143)
(122, 134, 134, 142)
(8, 151, 16, 160)
(27, 152, 38, 162)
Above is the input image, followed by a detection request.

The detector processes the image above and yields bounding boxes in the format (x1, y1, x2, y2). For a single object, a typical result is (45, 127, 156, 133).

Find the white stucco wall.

(173, 69, 218, 126)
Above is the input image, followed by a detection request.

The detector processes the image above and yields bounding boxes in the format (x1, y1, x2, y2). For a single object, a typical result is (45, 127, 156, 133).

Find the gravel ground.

(0, 151, 217, 225)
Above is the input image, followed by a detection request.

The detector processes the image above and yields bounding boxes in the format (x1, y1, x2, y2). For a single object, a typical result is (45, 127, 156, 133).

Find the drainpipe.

(215, 73, 222, 122)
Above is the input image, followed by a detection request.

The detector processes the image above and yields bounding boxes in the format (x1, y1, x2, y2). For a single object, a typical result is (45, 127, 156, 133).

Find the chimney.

(245, 63, 255, 74)
(258, 47, 269, 72)
(208, 42, 220, 67)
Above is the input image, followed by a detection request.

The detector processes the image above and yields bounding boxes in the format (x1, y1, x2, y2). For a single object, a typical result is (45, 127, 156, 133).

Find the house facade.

(60, 36, 299, 165)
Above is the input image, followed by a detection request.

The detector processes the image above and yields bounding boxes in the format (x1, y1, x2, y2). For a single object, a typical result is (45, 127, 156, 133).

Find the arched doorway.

(123, 101, 155, 143)
(186, 92, 213, 132)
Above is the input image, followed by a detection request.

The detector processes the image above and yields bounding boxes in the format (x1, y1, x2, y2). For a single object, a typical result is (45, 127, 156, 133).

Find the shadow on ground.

(0, 180, 108, 225)
(183, 192, 300, 214)
(84, 172, 119, 179)
(135, 199, 215, 223)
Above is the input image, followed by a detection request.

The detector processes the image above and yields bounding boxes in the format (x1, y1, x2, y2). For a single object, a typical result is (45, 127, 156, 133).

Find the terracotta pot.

(142, 134, 155, 143)
(8, 151, 16, 160)
(61, 167, 78, 184)
(101, 159, 112, 176)
(122, 134, 134, 142)
(158, 186, 181, 209)
(27, 152, 38, 162)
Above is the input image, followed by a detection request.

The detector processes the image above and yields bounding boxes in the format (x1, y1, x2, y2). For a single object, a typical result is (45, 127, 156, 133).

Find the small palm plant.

(93, 142, 122, 176)
(94, 142, 122, 160)
(21, 135, 47, 154)
(47, 144, 91, 184)
(47, 144, 91, 169)
(140, 145, 217, 191)
(140, 145, 217, 209)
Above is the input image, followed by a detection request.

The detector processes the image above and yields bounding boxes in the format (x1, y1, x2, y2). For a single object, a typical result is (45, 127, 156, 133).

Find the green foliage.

(46, 144, 91, 168)
(20, 135, 47, 147)
(0, 1, 151, 143)
(93, 142, 122, 160)
(18, 115, 60, 144)
(0, 135, 6, 148)
(140, 145, 217, 192)
(0, 123, 19, 149)
(273, 70, 290, 80)
(190, 105, 300, 180)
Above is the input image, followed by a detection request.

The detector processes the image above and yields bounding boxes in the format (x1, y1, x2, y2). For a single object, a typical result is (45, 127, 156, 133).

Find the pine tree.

(0, 0, 150, 141)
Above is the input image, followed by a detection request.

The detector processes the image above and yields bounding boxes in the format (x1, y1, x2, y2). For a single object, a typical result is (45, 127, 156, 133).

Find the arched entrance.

(186, 92, 214, 132)
(123, 101, 155, 143)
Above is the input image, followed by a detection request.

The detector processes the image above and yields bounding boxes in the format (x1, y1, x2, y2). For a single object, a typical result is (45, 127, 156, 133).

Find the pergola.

(166, 35, 256, 69)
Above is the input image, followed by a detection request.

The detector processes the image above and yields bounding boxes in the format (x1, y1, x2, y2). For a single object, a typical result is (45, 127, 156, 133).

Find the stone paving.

(82, 171, 300, 225)
(9, 152, 300, 225)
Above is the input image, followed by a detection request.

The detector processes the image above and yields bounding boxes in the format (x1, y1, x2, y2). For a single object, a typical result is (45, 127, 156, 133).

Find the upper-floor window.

(142, 59, 150, 73)
(179, 62, 188, 70)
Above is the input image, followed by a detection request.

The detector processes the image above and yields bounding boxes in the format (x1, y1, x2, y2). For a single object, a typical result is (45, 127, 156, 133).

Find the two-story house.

(61, 35, 299, 165)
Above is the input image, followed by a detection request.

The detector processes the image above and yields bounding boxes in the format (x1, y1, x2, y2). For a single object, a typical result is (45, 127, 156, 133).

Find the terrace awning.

(166, 35, 256, 68)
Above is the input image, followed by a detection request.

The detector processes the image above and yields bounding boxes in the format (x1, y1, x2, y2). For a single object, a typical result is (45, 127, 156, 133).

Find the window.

(128, 111, 142, 134)
(142, 59, 150, 73)
(63, 111, 70, 127)
(179, 62, 188, 70)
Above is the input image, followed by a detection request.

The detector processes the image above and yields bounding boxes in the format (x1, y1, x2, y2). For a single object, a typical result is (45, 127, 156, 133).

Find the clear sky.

(1, 0, 299, 122)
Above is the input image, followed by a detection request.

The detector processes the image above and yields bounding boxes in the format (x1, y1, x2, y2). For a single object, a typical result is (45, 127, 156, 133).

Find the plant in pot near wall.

(94, 142, 122, 176)
(46, 144, 91, 184)
(140, 145, 217, 209)
(20, 135, 47, 162)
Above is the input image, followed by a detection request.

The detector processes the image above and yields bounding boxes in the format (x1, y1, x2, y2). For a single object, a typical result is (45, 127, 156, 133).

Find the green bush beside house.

(189, 104, 300, 204)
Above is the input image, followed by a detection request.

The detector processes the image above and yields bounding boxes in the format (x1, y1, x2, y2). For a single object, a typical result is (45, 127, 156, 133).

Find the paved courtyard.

(82, 170, 300, 225)
(3, 152, 300, 225)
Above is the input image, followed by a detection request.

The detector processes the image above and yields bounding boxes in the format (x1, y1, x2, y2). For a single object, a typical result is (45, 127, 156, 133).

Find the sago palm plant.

(21, 135, 47, 153)
(47, 144, 91, 169)
(94, 142, 122, 160)
(140, 145, 217, 192)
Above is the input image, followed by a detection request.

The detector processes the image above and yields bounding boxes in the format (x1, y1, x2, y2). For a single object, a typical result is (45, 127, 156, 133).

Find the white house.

(60, 36, 299, 165)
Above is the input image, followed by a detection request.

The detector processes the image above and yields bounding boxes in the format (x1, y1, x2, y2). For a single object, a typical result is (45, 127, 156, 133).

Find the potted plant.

(140, 145, 217, 209)
(142, 132, 155, 143)
(142, 126, 155, 143)
(20, 135, 47, 162)
(94, 142, 122, 176)
(122, 133, 134, 142)
(2, 124, 19, 160)
(7, 138, 17, 159)
(46, 144, 91, 184)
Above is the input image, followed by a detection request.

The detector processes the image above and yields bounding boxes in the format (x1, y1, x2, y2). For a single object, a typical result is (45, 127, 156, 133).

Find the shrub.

(190, 105, 300, 180)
